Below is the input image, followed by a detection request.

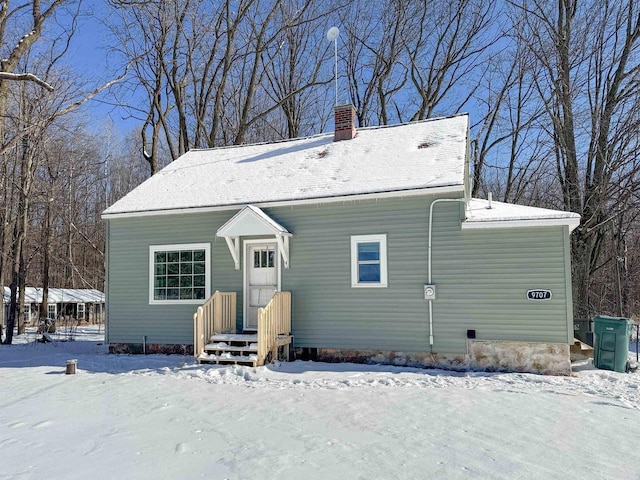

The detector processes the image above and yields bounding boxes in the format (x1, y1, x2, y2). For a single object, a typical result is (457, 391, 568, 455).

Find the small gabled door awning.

(216, 205, 292, 270)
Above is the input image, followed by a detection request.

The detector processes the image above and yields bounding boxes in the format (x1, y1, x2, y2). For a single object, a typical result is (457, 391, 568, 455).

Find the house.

(102, 106, 580, 374)
(2, 286, 105, 325)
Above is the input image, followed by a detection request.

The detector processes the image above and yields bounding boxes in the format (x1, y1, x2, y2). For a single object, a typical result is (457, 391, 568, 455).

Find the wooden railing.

(193, 291, 236, 359)
(257, 291, 292, 366)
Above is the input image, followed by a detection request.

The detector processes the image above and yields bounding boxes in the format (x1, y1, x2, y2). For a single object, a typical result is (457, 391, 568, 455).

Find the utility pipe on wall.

(427, 198, 467, 350)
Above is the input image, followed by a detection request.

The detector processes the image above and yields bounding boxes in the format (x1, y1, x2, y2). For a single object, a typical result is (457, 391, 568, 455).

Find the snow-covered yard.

(1, 326, 639, 480)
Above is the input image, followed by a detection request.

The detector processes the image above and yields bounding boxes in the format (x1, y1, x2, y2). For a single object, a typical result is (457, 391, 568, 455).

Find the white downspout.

(428, 198, 467, 351)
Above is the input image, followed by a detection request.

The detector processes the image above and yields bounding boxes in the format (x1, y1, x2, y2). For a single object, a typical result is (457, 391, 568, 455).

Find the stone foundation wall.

(109, 343, 193, 356)
(295, 348, 468, 371)
(296, 341, 571, 376)
(107, 341, 570, 375)
(467, 340, 570, 375)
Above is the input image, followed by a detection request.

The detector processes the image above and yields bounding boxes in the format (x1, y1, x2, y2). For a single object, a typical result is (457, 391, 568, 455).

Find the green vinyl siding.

(106, 194, 573, 353)
(106, 211, 242, 345)
(270, 198, 571, 353)
(432, 225, 570, 353)
(271, 198, 435, 351)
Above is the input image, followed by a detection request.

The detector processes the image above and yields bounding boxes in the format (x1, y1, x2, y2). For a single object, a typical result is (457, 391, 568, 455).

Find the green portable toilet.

(593, 316, 634, 373)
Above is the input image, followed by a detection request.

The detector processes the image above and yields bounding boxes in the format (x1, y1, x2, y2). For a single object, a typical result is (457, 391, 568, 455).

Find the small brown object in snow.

(65, 359, 77, 375)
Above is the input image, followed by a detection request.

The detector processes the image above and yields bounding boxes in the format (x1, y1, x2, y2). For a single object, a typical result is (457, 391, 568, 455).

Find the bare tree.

(339, 0, 409, 127)
(0, 3, 125, 342)
(404, 0, 497, 121)
(510, 0, 640, 319)
(108, 0, 338, 175)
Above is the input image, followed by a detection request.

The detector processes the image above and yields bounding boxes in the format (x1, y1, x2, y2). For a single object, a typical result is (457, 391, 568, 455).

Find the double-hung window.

(47, 304, 57, 320)
(77, 303, 85, 320)
(351, 234, 388, 287)
(149, 243, 211, 304)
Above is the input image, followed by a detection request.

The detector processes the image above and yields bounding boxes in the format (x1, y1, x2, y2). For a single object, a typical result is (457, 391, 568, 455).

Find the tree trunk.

(571, 231, 594, 321)
(39, 200, 51, 325)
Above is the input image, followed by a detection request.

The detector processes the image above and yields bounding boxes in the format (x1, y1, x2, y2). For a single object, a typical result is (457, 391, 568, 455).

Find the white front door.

(244, 242, 278, 330)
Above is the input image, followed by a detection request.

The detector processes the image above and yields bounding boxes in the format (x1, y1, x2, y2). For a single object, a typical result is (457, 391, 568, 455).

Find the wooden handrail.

(257, 291, 291, 366)
(193, 291, 236, 359)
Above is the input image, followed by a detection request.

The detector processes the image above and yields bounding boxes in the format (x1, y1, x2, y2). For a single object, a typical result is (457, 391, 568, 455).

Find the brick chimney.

(334, 104, 357, 141)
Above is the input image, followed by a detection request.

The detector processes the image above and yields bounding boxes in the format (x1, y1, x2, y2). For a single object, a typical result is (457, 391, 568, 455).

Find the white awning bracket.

(224, 236, 241, 270)
(276, 234, 290, 269)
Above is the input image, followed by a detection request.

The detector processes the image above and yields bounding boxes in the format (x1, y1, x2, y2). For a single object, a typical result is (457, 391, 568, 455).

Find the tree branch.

(0, 71, 53, 91)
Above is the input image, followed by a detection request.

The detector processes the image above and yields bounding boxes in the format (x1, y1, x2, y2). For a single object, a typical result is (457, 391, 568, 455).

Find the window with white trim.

(149, 243, 211, 304)
(47, 303, 57, 320)
(77, 303, 85, 320)
(23, 304, 31, 323)
(351, 234, 388, 287)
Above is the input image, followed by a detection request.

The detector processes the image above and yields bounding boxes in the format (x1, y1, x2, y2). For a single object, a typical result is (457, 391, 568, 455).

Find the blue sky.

(63, 1, 138, 135)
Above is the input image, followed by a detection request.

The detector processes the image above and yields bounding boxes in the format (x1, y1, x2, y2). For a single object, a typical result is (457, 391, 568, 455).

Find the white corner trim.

(461, 217, 581, 232)
(350, 234, 388, 288)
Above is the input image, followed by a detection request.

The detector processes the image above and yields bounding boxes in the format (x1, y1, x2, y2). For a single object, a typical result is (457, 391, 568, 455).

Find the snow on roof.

(2, 287, 105, 304)
(464, 198, 580, 230)
(103, 114, 469, 216)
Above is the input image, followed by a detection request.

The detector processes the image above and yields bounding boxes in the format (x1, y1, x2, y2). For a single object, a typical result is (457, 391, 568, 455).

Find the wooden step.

(198, 352, 258, 366)
(209, 333, 258, 343)
(204, 342, 258, 353)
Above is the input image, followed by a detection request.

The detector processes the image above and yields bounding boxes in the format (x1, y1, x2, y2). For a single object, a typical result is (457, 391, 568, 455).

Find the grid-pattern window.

(351, 234, 388, 287)
(47, 304, 57, 320)
(77, 303, 85, 320)
(150, 244, 210, 304)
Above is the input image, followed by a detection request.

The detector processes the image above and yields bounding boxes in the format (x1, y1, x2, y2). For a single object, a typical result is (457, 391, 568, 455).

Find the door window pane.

(253, 247, 275, 269)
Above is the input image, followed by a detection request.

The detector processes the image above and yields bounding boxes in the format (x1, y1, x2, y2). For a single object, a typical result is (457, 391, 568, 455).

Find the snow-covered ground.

(2, 326, 639, 480)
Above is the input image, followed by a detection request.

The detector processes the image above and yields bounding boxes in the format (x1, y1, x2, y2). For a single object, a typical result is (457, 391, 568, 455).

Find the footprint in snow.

(32, 420, 53, 429)
(175, 442, 189, 454)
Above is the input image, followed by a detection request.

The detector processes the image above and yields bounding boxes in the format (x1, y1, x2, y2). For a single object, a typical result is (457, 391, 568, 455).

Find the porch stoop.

(199, 333, 259, 367)
(194, 291, 293, 367)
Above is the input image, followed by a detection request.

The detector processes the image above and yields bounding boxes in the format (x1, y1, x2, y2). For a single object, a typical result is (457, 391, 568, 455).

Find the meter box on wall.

(424, 285, 436, 300)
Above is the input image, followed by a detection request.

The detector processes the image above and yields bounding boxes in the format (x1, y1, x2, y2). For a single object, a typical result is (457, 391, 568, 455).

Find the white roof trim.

(463, 198, 581, 232)
(102, 185, 464, 220)
(216, 205, 291, 238)
(462, 217, 581, 231)
(216, 206, 292, 269)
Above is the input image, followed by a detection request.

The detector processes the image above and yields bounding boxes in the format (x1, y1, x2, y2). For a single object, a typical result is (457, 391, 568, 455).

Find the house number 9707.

(527, 289, 552, 300)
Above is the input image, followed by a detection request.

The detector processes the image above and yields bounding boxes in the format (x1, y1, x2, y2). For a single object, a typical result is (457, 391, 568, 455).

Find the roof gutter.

(461, 216, 581, 232)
